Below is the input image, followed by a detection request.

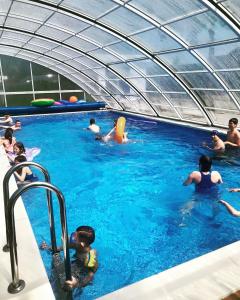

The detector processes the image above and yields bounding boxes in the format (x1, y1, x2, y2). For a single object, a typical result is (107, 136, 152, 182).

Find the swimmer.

(41, 225, 98, 289)
(14, 155, 38, 184)
(183, 155, 223, 192)
(87, 118, 100, 134)
(224, 118, 240, 148)
(202, 130, 225, 153)
(0, 120, 21, 131)
(0, 115, 13, 126)
(8, 142, 26, 162)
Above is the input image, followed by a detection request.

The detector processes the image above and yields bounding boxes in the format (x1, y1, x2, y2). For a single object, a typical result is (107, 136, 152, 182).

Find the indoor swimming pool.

(14, 111, 240, 299)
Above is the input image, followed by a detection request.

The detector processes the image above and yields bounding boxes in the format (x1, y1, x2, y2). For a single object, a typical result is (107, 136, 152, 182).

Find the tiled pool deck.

(1, 116, 240, 300)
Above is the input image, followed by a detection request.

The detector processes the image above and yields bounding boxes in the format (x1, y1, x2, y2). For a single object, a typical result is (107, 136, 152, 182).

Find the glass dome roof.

(1, 0, 240, 126)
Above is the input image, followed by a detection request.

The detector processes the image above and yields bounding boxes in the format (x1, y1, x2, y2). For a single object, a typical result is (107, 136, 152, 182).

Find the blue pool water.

(15, 111, 240, 299)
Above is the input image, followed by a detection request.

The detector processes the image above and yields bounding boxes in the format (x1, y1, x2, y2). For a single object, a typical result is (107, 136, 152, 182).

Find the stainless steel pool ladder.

(2, 163, 72, 294)
(3, 162, 57, 253)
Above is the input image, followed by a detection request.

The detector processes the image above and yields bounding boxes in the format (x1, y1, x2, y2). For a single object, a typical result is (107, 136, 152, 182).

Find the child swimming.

(14, 155, 38, 184)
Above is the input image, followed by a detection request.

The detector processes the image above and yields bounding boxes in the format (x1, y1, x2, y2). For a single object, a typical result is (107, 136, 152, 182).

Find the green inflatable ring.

(31, 98, 55, 107)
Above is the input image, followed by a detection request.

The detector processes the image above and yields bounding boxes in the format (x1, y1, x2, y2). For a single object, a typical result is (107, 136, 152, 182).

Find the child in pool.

(202, 130, 225, 153)
(14, 155, 38, 184)
(8, 142, 26, 162)
(41, 225, 98, 289)
(0, 128, 16, 153)
(0, 115, 13, 126)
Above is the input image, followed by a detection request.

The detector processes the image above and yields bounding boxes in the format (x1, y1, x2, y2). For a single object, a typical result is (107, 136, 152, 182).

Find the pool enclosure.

(0, 1, 240, 126)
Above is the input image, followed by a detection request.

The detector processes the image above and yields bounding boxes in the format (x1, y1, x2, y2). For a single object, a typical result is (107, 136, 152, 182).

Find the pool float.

(31, 99, 55, 107)
(115, 117, 126, 144)
(8, 147, 41, 161)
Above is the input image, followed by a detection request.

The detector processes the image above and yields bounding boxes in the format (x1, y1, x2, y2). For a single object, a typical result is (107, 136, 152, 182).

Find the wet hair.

(211, 130, 219, 136)
(90, 118, 95, 125)
(76, 226, 95, 245)
(14, 142, 25, 154)
(199, 155, 212, 172)
(229, 118, 238, 125)
(4, 128, 13, 144)
(14, 155, 27, 174)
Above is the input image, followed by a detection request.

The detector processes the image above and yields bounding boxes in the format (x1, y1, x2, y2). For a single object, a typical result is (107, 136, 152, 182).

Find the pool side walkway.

(99, 240, 240, 300)
(0, 146, 55, 300)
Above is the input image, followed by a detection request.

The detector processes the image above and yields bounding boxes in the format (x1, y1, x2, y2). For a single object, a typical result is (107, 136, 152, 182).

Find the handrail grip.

(3, 162, 57, 252)
(7, 181, 72, 294)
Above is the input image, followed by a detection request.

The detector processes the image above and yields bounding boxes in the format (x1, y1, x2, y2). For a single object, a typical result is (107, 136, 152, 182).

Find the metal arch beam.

(24, 0, 212, 124)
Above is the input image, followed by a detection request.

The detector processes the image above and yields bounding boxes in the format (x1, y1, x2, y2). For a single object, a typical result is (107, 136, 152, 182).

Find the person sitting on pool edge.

(202, 130, 225, 153)
(87, 118, 100, 134)
(41, 225, 98, 289)
(183, 155, 223, 192)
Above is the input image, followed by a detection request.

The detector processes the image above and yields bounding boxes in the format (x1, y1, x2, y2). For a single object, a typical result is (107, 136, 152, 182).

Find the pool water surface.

(15, 111, 240, 299)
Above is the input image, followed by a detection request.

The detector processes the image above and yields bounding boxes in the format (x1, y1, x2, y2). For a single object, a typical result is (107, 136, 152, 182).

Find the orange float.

(114, 117, 126, 144)
(69, 96, 78, 103)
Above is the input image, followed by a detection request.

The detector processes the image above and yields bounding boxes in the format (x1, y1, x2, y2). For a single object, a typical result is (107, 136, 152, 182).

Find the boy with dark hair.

(225, 118, 240, 147)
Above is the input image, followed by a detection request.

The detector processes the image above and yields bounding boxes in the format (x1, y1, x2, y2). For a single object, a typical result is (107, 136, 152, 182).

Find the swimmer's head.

(199, 155, 212, 172)
(15, 120, 21, 127)
(14, 142, 25, 154)
(76, 226, 95, 246)
(90, 118, 95, 125)
(211, 130, 219, 136)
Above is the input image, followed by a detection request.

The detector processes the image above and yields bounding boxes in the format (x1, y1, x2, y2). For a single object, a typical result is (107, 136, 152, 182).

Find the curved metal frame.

(6, 181, 72, 294)
(2, 162, 57, 253)
(1, 0, 240, 125)
(0, 0, 213, 124)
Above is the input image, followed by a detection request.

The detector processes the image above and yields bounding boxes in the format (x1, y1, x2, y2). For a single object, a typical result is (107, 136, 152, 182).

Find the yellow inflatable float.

(115, 117, 126, 144)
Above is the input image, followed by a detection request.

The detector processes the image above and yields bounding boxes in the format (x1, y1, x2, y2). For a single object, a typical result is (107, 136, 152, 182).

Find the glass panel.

(98, 81, 122, 94)
(29, 38, 59, 50)
(10, 2, 52, 21)
(179, 72, 222, 89)
(114, 95, 135, 111)
(100, 7, 153, 35)
(34, 92, 60, 101)
(94, 68, 119, 80)
(0, 38, 25, 48)
(47, 51, 72, 62)
(66, 60, 88, 71)
(32, 63, 59, 91)
(82, 70, 105, 81)
(5, 17, 41, 32)
(205, 108, 240, 126)
(1, 56, 32, 92)
(109, 80, 136, 95)
(217, 71, 240, 90)
(149, 76, 185, 92)
(0, 48, 19, 56)
(131, 28, 182, 53)
(61, 0, 118, 19)
(126, 95, 155, 115)
(99, 96, 122, 109)
(80, 26, 120, 46)
(0, 16, 5, 26)
(158, 51, 205, 71)
(66, 36, 99, 52)
(128, 78, 158, 92)
(165, 93, 198, 108)
(143, 92, 179, 118)
(37, 25, 71, 41)
(25, 43, 48, 54)
(90, 49, 121, 64)
(59, 75, 81, 90)
(130, 59, 167, 76)
(221, 0, 240, 23)
(176, 107, 206, 123)
(6, 94, 34, 107)
(17, 50, 40, 60)
(231, 92, 240, 106)
(194, 90, 237, 109)
(47, 12, 89, 34)
(60, 92, 84, 101)
(0, 0, 11, 13)
(111, 63, 141, 78)
(53, 47, 80, 59)
(76, 56, 103, 69)
(106, 42, 145, 60)
(129, 0, 205, 24)
(2, 31, 32, 43)
(167, 11, 237, 46)
(196, 42, 240, 70)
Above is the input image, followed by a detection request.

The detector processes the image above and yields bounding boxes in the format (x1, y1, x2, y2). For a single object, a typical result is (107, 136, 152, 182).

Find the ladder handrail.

(7, 181, 72, 294)
(3, 162, 57, 252)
